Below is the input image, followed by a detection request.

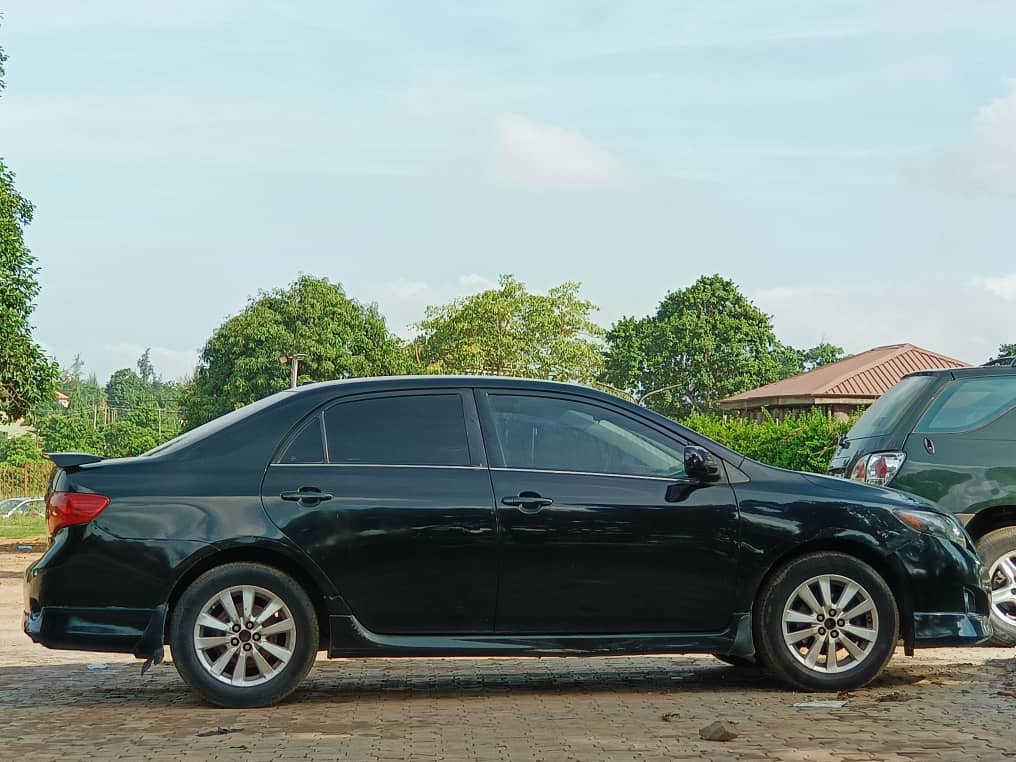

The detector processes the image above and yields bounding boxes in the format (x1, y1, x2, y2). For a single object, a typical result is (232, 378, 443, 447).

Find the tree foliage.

(182, 275, 414, 427)
(0, 434, 46, 467)
(412, 274, 604, 382)
(995, 343, 1016, 361)
(0, 40, 59, 422)
(602, 275, 796, 417)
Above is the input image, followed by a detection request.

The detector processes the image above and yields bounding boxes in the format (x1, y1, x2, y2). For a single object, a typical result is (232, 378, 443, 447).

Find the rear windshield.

(847, 374, 938, 439)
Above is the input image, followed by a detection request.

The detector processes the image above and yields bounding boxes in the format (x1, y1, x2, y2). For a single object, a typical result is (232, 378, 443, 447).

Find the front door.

(477, 391, 739, 634)
(262, 390, 498, 634)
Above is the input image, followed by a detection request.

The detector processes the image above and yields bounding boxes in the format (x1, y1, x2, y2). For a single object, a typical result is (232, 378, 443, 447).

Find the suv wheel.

(170, 563, 319, 707)
(755, 552, 899, 692)
(976, 527, 1016, 646)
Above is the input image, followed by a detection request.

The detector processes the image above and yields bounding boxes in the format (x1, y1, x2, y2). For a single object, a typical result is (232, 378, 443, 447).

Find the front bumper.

(913, 612, 992, 646)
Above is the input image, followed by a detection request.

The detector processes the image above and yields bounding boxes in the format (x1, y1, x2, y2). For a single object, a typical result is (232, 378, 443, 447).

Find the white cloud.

(970, 274, 1016, 301)
(934, 80, 1016, 195)
(387, 279, 431, 300)
(754, 280, 1014, 366)
(457, 274, 496, 292)
(489, 114, 623, 191)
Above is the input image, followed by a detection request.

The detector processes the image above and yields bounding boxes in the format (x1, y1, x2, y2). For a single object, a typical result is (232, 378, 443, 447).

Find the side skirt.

(327, 613, 753, 658)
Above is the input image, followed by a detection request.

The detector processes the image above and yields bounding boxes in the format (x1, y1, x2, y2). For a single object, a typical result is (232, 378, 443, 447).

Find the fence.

(0, 462, 53, 499)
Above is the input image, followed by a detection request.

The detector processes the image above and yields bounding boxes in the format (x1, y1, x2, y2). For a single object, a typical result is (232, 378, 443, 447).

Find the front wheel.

(976, 527, 1016, 646)
(170, 563, 319, 708)
(754, 552, 899, 692)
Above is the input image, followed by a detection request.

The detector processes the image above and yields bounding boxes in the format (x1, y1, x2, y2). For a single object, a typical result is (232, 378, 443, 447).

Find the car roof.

(286, 375, 622, 398)
(903, 365, 1016, 381)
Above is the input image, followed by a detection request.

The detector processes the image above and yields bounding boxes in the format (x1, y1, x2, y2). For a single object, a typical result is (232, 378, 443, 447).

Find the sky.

(2, 1, 1015, 383)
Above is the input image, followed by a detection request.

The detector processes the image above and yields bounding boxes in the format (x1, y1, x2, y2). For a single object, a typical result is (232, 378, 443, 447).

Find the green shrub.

(0, 434, 46, 467)
(682, 408, 856, 474)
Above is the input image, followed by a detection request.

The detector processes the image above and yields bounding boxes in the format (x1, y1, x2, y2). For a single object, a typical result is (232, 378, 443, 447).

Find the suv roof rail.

(982, 356, 1016, 367)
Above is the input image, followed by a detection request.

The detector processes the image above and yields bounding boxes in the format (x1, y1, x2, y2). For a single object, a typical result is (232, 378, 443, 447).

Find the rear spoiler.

(47, 453, 105, 470)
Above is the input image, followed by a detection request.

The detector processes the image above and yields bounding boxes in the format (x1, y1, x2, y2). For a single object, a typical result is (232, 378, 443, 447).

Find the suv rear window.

(915, 376, 1016, 434)
(846, 374, 938, 439)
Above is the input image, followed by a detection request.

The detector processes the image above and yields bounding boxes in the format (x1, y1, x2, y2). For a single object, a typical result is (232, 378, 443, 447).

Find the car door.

(476, 390, 739, 635)
(895, 375, 1016, 517)
(261, 389, 498, 635)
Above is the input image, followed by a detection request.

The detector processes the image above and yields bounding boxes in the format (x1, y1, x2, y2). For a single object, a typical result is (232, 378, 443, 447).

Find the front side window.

(916, 377, 1016, 434)
(486, 394, 686, 478)
(324, 394, 470, 466)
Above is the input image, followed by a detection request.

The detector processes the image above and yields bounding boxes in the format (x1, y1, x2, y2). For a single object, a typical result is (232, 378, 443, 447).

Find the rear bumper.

(23, 604, 166, 657)
(913, 612, 992, 647)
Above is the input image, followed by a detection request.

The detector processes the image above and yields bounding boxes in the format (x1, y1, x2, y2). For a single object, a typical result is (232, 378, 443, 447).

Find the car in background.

(829, 363, 1016, 644)
(25, 377, 989, 707)
(0, 497, 45, 519)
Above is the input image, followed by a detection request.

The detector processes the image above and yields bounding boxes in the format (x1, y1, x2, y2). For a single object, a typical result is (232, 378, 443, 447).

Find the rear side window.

(916, 377, 1016, 434)
(279, 418, 325, 463)
(324, 394, 470, 466)
(846, 375, 938, 439)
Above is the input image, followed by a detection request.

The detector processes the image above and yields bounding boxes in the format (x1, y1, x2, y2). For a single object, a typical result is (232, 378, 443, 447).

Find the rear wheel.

(755, 552, 898, 692)
(170, 563, 319, 707)
(976, 527, 1016, 646)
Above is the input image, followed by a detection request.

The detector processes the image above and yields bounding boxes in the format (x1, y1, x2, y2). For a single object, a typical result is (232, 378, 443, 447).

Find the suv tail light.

(46, 492, 110, 535)
(849, 452, 906, 487)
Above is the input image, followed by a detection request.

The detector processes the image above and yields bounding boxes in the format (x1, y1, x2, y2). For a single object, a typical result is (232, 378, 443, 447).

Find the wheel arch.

(962, 506, 1016, 543)
(164, 544, 337, 650)
(752, 537, 914, 653)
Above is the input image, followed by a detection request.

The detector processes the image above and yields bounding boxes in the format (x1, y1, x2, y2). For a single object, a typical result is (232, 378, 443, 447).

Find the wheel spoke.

(836, 582, 859, 612)
(997, 557, 1016, 585)
(797, 584, 823, 616)
(839, 634, 866, 661)
(804, 637, 824, 667)
(195, 635, 233, 650)
(210, 646, 237, 676)
(842, 624, 877, 643)
(827, 636, 839, 672)
(992, 587, 1014, 605)
(785, 626, 819, 645)
(818, 576, 834, 609)
(219, 591, 240, 625)
(255, 600, 282, 625)
(250, 645, 277, 679)
(259, 619, 296, 637)
(258, 639, 294, 662)
(232, 650, 248, 685)
(842, 599, 875, 621)
(198, 613, 230, 632)
(784, 610, 816, 625)
(241, 586, 255, 623)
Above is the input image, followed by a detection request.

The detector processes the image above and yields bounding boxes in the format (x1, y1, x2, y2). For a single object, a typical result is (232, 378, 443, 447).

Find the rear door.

(262, 389, 498, 634)
(894, 375, 1016, 517)
(477, 390, 739, 635)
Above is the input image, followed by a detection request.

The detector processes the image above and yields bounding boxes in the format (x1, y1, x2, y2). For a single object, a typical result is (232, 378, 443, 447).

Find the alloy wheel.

(781, 573, 879, 674)
(989, 553, 1016, 626)
(192, 585, 297, 687)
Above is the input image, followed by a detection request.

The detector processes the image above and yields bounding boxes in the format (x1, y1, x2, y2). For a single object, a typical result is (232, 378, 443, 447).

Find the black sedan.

(24, 377, 990, 707)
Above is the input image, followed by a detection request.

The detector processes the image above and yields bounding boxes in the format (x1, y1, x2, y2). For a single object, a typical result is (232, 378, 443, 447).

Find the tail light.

(849, 452, 906, 487)
(46, 492, 110, 535)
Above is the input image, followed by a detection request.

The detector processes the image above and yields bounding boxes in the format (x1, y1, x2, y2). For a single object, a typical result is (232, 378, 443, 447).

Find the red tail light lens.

(46, 492, 110, 535)
(848, 452, 906, 487)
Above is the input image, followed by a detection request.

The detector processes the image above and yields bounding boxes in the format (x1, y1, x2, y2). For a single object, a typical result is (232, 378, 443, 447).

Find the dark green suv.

(829, 362, 1016, 643)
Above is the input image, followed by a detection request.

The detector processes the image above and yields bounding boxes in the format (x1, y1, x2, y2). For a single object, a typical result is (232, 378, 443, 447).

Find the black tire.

(170, 563, 319, 708)
(754, 552, 899, 692)
(711, 654, 758, 668)
(976, 527, 1016, 646)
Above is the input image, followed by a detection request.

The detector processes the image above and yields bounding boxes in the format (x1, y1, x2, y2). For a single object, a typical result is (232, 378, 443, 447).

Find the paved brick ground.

(4, 550, 1016, 761)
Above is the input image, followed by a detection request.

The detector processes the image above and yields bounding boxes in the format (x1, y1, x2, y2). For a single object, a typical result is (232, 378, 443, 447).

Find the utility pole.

(280, 354, 306, 389)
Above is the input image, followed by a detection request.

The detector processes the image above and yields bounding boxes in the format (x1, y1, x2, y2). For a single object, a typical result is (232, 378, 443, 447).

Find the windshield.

(847, 375, 938, 439)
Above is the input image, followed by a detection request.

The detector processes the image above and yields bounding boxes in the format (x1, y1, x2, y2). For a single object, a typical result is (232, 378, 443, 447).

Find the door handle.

(501, 494, 553, 513)
(280, 487, 333, 505)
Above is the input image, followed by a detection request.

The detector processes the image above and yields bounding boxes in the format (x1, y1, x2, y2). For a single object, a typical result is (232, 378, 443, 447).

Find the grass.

(0, 514, 47, 540)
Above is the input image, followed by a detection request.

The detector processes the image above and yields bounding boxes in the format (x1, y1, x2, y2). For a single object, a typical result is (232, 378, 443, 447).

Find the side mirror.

(684, 445, 721, 482)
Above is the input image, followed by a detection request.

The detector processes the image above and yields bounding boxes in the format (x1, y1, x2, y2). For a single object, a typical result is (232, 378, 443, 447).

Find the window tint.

(324, 394, 470, 466)
(916, 377, 1016, 434)
(487, 394, 685, 478)
(279, 417, 325, 463)
(847, 375, 938, 439)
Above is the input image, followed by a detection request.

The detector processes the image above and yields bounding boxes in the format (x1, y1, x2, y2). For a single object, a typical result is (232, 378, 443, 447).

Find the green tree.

(102, 420, 158, 458)
(799, 343, 846, 371)
(35, 414, 103, 454)
(0, 434, 45, 466)
(136, 348, 155, 383)
(0, 40, 59, 422)
(995, 343, 1016, 361)
(602, 274, 793, 417)
(182, 275, 414, 427)
(412, 274, 604, 382)
(106, 368, 153, 412)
